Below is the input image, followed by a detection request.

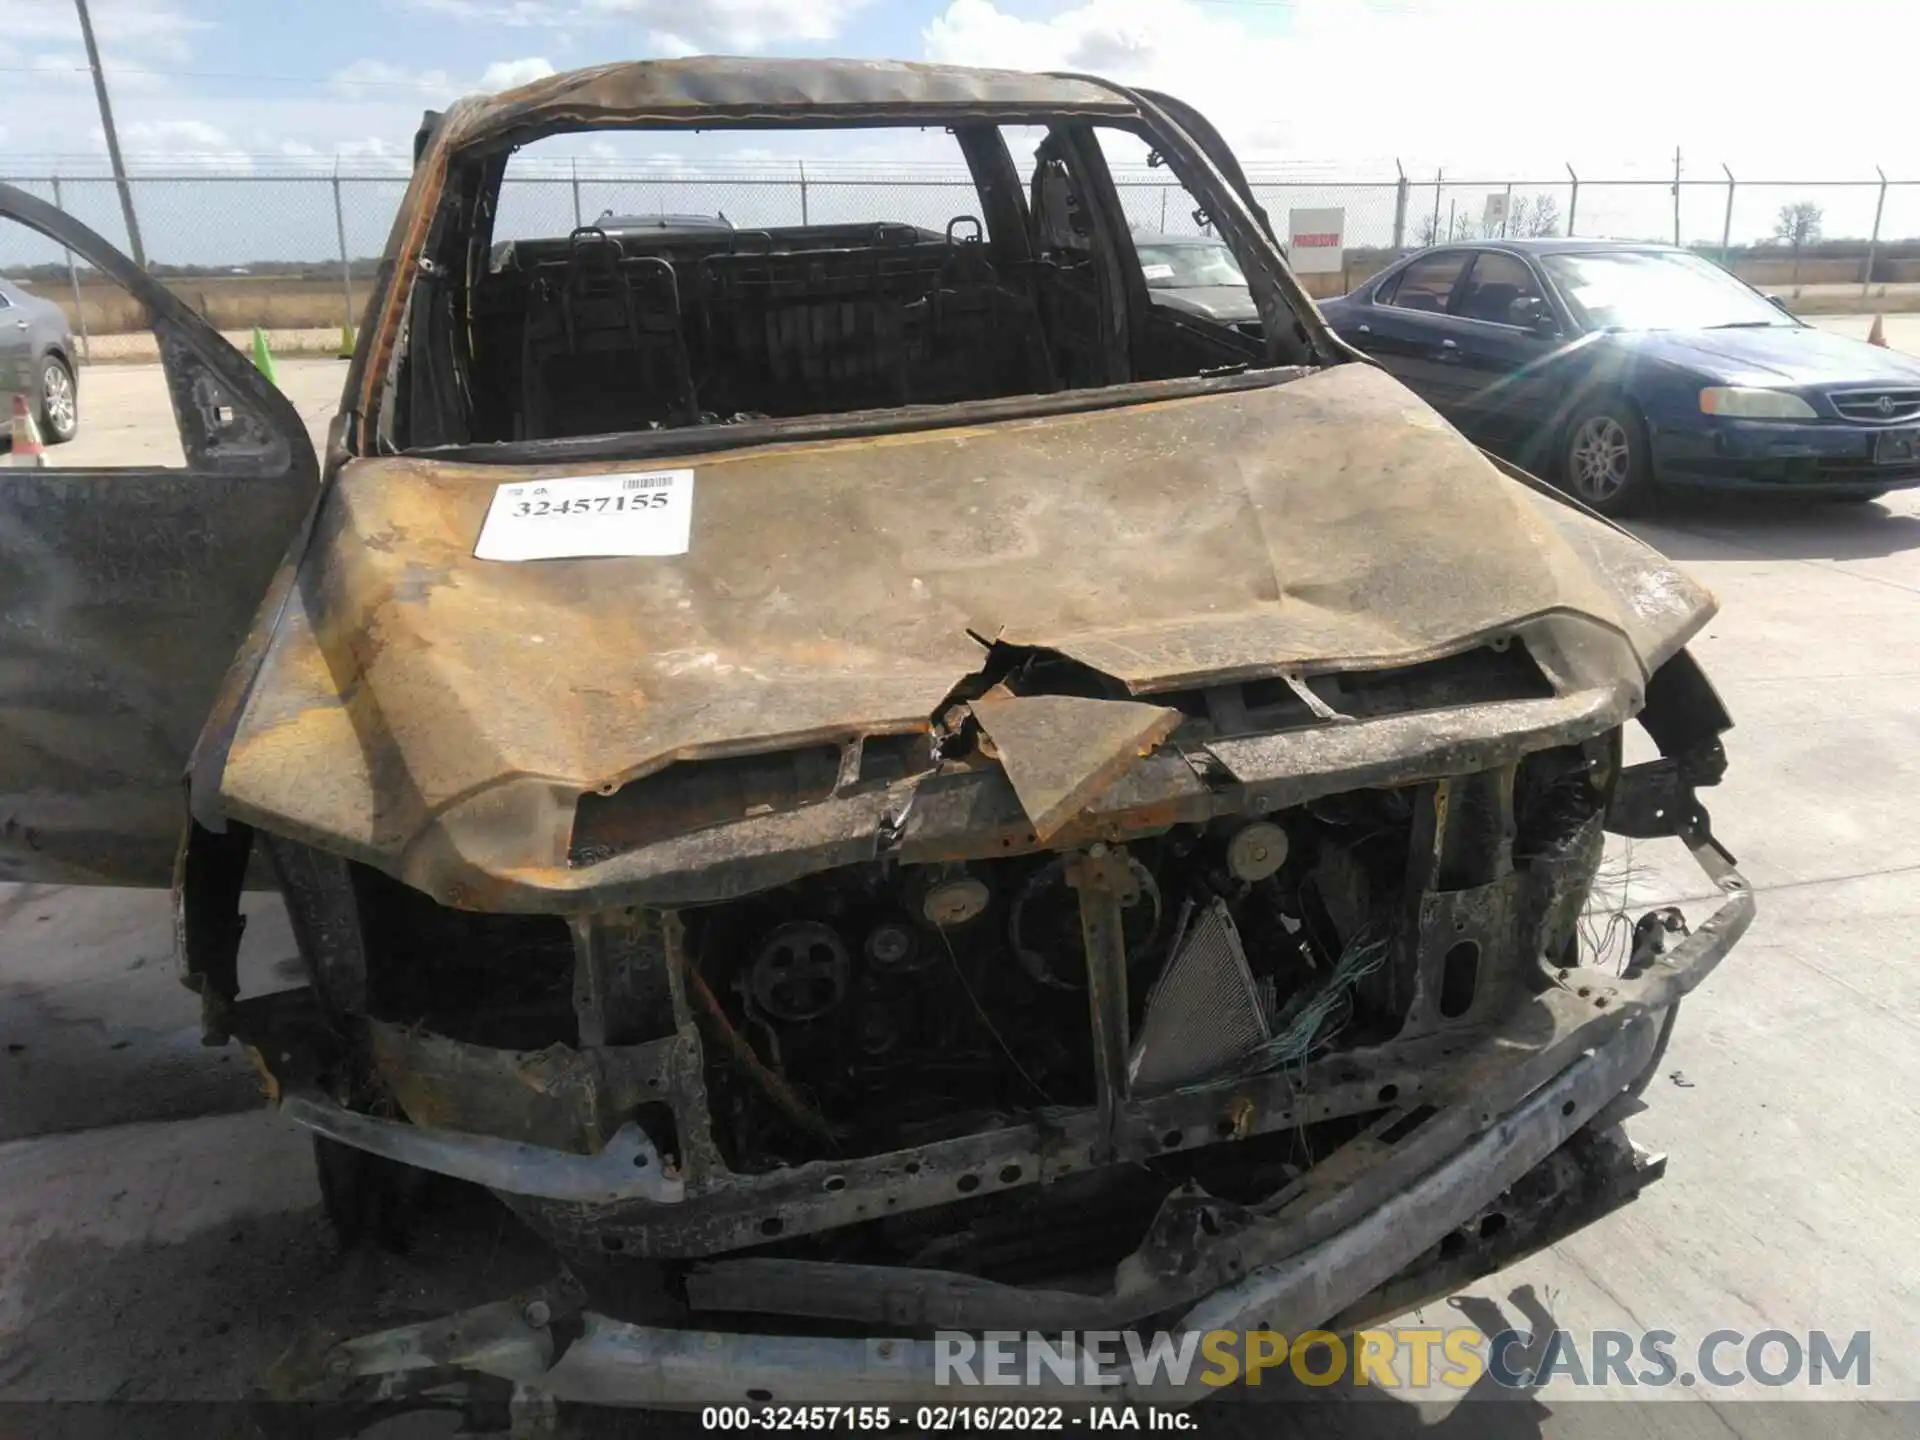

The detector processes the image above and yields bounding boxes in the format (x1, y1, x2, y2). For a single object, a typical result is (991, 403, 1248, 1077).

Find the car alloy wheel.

(41, 360, 77, 441)
(1568, 414, 1632, 504)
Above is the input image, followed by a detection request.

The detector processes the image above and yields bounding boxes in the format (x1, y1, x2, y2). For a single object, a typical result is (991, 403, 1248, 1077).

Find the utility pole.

(74, 0, 147, 269)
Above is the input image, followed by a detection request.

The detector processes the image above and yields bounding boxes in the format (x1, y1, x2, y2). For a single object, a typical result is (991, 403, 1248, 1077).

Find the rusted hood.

(219, 364, 1712, 897)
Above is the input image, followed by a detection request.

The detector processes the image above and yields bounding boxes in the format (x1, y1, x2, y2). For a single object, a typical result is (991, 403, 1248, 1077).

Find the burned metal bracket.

(570, 907, 677, 1047)
(174, 818, 254, 1045)
(281, 1091, 685, 1205)
(1606, 752, 1736, 863)
(1064, 843, 1136, 1161)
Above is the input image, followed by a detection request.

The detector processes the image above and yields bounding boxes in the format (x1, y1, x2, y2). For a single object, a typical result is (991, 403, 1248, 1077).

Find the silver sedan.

(0, 275, 79, 444)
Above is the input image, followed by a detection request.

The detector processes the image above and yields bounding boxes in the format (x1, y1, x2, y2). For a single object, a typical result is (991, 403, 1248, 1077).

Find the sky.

(3, 0, 1912, 178)
(2, 0, 1916, 262)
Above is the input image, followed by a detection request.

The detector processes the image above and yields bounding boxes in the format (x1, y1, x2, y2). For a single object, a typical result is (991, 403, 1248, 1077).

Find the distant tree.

(1507, 194, 1563, 238)
(1773, 200, 1824, 285)
(1411, 206, 1475, 246)
(1773, 200, 1824, 249)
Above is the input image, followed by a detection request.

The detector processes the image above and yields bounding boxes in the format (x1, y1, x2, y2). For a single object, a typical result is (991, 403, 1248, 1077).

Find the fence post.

(798, 160, 809, 226)
(571, 158, 582, 228)
(332, 167, 355, 344)
(1429, 168, 1443, 247)
(1159, 186, 1167, 231)
(1391, 158, 1408, 251)
(49, 174, 92, 364)
(1719, 165, 1735, 264)
(1864, 165, 1888, 295)
(1671, 147, 1682, 246)
(1500, 181, 1513, 237)
(1565, 163, 1578, 237)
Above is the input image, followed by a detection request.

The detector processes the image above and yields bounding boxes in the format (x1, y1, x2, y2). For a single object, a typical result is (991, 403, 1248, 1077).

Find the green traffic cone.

(250, 326, 278, 386)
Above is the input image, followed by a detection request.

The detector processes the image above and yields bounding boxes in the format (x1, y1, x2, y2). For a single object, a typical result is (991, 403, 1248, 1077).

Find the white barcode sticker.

(474, 469, 695, 561)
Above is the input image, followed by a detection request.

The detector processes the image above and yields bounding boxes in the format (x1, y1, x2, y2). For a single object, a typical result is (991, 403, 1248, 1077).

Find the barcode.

(622, 475, 674, 491)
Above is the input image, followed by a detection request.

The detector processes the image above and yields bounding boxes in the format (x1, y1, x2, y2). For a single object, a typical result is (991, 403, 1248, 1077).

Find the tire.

(36, 355, 78, 444)
(313, 1133, 418, 1253)
(1561, 399, 1652, 516)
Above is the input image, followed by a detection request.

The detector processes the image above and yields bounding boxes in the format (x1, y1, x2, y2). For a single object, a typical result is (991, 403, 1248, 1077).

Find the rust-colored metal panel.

(219, 364, 1707, 906)
(971, 692, 1183, 841)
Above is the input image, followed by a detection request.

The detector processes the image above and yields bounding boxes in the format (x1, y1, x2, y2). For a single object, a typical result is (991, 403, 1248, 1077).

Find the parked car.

(1320, 238, 1920, 513)
(594, 210, 735, 233)
(0, 275, 78, 444)
(1136, 231, 1259, 330)
(0, 59, 1750, 1417)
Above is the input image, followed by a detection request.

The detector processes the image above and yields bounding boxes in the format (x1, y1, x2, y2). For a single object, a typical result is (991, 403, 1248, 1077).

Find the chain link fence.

(6, 164, 1920, 351)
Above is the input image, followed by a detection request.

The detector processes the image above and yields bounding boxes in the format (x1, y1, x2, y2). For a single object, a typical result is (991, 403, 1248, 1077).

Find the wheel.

(36, 355, 78, 444)
(1561, 399, 1651, 515)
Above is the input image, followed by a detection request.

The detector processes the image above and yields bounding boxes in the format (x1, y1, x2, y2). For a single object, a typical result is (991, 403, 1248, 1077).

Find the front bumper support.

(293, 830, 1748, 1409)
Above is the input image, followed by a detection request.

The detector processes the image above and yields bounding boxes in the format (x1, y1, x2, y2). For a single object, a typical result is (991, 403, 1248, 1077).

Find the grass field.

(61, 273, 363, 339)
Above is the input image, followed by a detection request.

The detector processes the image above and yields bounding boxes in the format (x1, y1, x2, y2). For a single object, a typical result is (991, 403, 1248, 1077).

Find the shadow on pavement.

(1197, 1285, 1558, 1440)
(1626, 491, 1920, 564)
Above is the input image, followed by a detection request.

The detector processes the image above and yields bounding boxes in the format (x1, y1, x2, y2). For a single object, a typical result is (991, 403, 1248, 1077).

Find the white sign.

(1287, 207, 1345, 274)
(1140, 261, 1176, 281)
(1482, 192, 1509, 234)
(474, 469, 695, 562)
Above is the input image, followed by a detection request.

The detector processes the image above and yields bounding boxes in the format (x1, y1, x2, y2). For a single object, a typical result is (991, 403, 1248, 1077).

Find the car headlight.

(1699, 386, 1817, 419)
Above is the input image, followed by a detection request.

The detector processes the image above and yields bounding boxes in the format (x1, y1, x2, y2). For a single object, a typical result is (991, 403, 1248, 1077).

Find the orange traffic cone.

(9, 393, 44, 468)
(1868, 314, 1887, 348)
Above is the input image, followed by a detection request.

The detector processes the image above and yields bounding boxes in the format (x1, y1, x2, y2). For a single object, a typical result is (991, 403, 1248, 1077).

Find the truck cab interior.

(388, 120, 1303, 450)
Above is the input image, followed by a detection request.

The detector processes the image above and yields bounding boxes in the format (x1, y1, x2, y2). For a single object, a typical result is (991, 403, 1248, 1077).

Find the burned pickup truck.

(0, 58, 1748, 1410)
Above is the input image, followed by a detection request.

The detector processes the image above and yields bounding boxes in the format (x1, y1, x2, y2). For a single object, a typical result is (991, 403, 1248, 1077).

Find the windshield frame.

(352, 63, 1341, 461)
(1540, 248, 1801, 334)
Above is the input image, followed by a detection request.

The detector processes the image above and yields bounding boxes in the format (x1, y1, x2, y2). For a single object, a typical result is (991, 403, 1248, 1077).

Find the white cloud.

(325, 55, 559, 104)
(479, 57, 558, 90)
(116, 119, 256, 172)
(584, 0, 873, 50)
(649, 30, 701, 59)
(7, 0, 209, 62)
(400, 0, 870, 49)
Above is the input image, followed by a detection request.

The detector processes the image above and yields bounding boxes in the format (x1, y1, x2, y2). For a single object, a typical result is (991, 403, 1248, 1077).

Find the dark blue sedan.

(1319, 239, 1920, 513)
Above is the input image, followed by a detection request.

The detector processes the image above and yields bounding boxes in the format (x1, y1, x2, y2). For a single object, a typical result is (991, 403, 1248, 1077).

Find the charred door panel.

(0, 185, 319, 886)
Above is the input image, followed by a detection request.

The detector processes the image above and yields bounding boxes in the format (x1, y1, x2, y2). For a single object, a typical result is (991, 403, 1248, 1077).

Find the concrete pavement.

(45, 356, 345, 469)
(5, 344, 1920, 1434)
(1809, 312, 1920, 351)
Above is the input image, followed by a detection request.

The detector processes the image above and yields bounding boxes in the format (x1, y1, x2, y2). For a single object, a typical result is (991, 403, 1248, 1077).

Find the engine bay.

(243, 723, 1617, 1302)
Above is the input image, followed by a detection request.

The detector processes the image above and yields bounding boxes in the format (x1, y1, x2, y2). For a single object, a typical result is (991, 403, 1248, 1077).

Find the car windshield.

(1136, 240, 1246, 289)
(1541, 250, 1794, 331)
